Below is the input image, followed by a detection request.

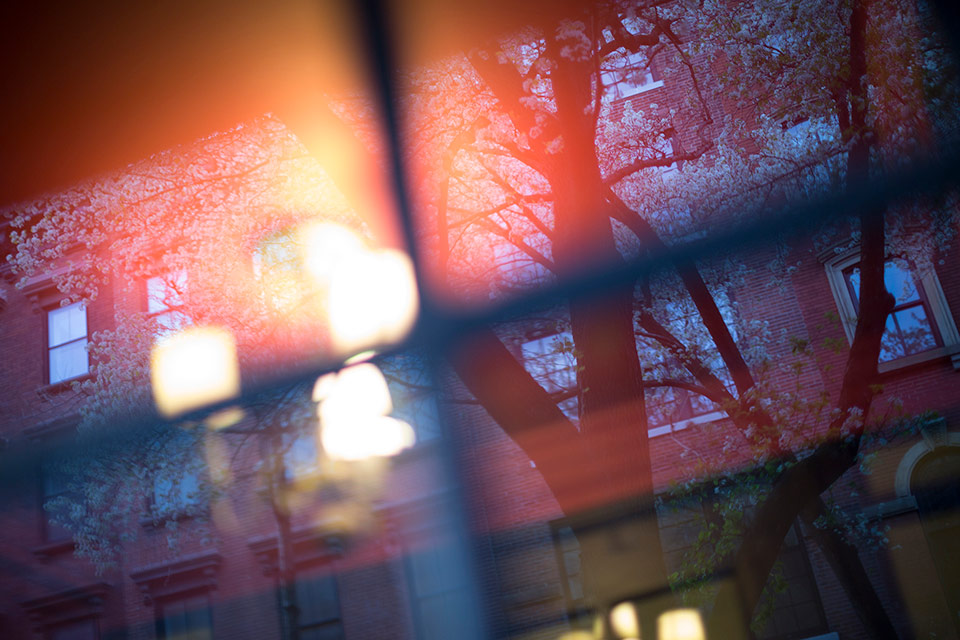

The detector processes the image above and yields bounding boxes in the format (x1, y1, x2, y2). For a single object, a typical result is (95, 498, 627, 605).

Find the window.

(520, 332, 579, 422)
(825, 253, 960, 369)
(40, 458, 74, 543)
(600, 48, 664, 100)
(47, 302, 88, 383)
(406, 542, 473, 640)
(284, 428, 320, 480)
(47, 618, 99, 640)
(646, 378, 722, 433)
(382, 354, 444, 443)
(151, 431, 205, 517)
(147, 270, 190, 334)
(153, 469, 201, 516)
(157, 593, 213, 640)
(552, 524, 586, 615)
(293, 572, 345, 640)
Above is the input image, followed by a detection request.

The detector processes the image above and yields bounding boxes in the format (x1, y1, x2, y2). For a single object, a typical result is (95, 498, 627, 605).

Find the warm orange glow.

(204, 406, 246, 430)
(151, 326, 240, 417)
(658, 609, 705, 640)
(609, 601, 640, 639)
(328, 248, 419, 353)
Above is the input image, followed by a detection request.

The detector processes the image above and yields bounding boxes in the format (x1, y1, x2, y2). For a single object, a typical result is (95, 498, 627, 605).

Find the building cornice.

(129, 550, 222, 604)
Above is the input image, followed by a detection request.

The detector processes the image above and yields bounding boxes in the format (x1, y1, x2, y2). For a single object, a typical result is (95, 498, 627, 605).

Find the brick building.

(2, 3, 960, 640)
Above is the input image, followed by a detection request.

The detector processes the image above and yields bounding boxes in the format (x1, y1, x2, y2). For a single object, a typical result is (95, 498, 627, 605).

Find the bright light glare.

(657, 609, 705, 640)
(314, 362, 416, 461)
(151, 327, 240, 418)
(299, 222, 365, 284)
(311, 372, 339, 402)
(318, 363, 392, 425)
(321, 415, 415, 461)
(205, 406, 246, 430)
(328, 248, 419, 353)
(609, 602, 640, 639)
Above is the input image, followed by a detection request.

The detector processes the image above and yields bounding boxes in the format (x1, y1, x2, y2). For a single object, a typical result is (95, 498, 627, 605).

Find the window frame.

(45, 301, 89, 385)
(147, 432, 207, 521)
(290, 568, 346, 640)
(154, 591, 214, 640)
(145, 269, 190, 336)
(38, 457, 75, 544)
(599, 46, 665, 101)
(824, 250, 960, 372)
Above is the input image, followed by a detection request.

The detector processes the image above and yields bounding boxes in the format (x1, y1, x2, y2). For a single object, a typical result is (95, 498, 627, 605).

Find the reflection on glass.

(843, 261, 940, 361)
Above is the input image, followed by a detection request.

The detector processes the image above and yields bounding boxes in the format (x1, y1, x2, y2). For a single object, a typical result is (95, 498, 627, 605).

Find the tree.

(399, 0, 957, 637)
(6, 0, 958, 638)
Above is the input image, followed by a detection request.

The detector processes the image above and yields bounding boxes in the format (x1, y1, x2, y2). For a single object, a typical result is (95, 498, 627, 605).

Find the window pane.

(296, 574, 340, 626)
(879, 315, 905, 362)
(157, 310, 191, 334)
(895, 306, 937, 354)
(48, 303, 86, 347)
(148, 271, 188, 314)
(154, 468, 200, 514)
(884, 262, 920, 304)
(49, 338, 89, 383)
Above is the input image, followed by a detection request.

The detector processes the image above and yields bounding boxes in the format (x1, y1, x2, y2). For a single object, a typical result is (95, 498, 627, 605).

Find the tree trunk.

(801, 497, 900, 639)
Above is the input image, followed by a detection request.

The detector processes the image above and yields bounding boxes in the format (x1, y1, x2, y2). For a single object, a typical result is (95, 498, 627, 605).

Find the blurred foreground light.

(658, 609, 705, 640)
(300, 222, 366, 283)
(557, 631, 595, 640)
(151, 327, 240, 418)
(318, 363, 392, 424)
(314, 362, 415, 461)
(321, 415, 415, 461)
(609, 601, 640, 639)
(205, 406, 246, 430)
(311, 372, 339, 402)
(328, 248, 419, 353)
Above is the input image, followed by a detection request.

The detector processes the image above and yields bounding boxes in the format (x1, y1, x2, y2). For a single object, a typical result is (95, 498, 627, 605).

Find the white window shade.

(47, 302, 88, 383)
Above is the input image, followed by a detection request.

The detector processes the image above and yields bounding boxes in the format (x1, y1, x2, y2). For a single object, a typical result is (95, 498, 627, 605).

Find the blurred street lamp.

(315, 362, 416, 461)
(151, 326, 240, 418)
(658, 608, 705, 640)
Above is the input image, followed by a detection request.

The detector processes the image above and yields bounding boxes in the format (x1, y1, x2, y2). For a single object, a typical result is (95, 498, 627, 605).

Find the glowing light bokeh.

(151, 326, 240, 418)
(321, 414, 415, 461)
(204, 406, 246, 430)
(657, 609, 705, 640)
(556, 631, 595, 640)
(311, 371, 339, 402)
(328, 248, 419, 354)
(609, 601, 641, 639)
(314, 362, 416, 461)
(318, 363, 392, 425)
(299, 222, 366, 284)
